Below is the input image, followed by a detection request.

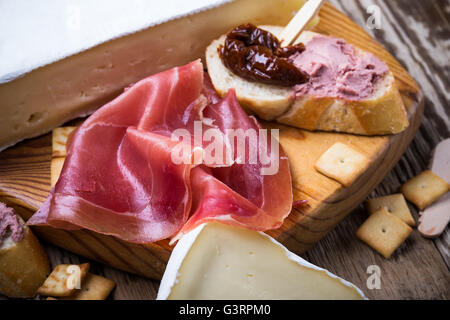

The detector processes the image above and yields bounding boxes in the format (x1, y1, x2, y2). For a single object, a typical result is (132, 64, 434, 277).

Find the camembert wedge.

(157, 223, 366, 300)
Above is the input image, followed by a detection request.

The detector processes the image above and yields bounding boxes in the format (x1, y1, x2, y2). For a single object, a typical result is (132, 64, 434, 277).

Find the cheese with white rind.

(157, 223, 367, 300)
(0, 0, 306, 151)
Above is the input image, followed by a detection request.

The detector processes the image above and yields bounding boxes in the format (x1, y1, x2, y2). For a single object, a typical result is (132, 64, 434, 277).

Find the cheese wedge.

(157, 223, 366, 300)
(0, 0, 307, 151)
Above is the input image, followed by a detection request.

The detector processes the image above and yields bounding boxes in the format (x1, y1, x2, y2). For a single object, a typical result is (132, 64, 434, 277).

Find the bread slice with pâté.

(206, 26, 409, 136)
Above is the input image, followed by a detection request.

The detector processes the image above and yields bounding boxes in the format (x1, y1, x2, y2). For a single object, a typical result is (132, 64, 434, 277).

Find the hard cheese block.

(0, 0, 306, 151)
(157, 223, 366, 300)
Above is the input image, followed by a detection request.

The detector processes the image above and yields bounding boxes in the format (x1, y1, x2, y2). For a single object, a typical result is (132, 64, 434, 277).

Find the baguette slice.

(206, 26, 409, 135)
(0, 216, 50, 298)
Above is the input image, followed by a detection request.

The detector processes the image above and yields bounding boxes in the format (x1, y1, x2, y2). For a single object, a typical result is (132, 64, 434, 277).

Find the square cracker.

(60, 273, 116, 300)
(401, 170, 449, 211)
(357, 208, 412, 258)
(51, 157, 65, 187)
(315, 142, 369, 187)
(37, 263, 90, 297)
(366, 194, 415, 226)
(52, 126, 77, 158)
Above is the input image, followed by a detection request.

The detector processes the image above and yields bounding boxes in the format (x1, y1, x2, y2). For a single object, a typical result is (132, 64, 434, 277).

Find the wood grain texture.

(0, 0, 448, 300)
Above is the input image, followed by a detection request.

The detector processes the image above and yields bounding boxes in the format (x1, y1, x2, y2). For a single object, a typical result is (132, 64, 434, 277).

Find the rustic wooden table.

(1, 0, 449, 300)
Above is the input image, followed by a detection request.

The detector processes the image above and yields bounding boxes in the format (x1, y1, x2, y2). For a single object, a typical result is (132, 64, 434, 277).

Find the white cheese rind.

(0, 0, 305, 151)
(0, 0, 231, 82)
(157, 223, 367, 300)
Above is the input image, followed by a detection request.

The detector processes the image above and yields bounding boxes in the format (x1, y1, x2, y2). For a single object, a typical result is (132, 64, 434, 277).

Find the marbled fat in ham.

(28, 61, 292, 243)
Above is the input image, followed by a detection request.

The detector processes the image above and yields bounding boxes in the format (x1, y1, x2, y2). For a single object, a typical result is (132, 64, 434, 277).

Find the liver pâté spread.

(0, 202, 24, 247)
(290, 34, 389, 100)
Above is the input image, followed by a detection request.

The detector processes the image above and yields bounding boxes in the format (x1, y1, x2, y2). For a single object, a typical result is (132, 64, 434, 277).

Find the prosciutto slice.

(28, 60, 292, 243)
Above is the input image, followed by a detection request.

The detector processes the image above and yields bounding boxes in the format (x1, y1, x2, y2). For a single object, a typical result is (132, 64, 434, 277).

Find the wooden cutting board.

(0, 2, 423, 280)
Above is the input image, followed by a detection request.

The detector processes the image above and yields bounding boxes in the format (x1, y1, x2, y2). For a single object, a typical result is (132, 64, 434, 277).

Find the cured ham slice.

(28, 60, 292, 243)
(174, 88, 292, 241)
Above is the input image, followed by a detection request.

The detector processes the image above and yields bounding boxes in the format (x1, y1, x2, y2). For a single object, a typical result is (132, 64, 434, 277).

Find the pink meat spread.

(0, 202, 24, 246)
(290, 35, 389, 100)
